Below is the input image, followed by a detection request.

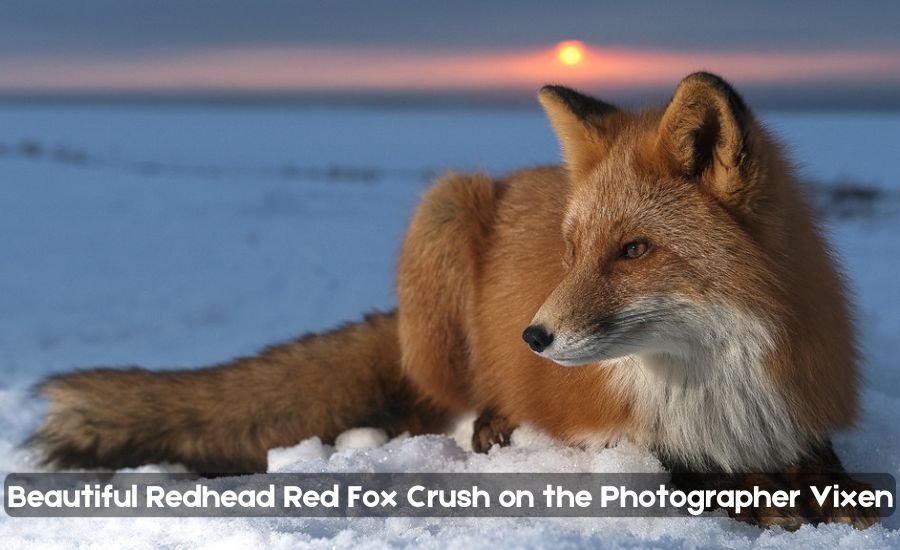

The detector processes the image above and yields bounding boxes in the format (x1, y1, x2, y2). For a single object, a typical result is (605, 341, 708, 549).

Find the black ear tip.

(538, 84, 573, 99)
(679, 72, 738, 97)
(539, 83, 583, 98)
(678, 72, 748, 114)
(683, 71, 729, 87)
(538, 84, 617, 119)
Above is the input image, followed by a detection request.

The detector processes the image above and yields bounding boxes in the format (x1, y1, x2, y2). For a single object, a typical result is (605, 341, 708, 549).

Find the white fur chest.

(612, 307, 808, 472)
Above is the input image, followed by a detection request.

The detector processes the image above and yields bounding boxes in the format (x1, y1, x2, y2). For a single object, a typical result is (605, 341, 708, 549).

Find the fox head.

(525, 72, 789, 368)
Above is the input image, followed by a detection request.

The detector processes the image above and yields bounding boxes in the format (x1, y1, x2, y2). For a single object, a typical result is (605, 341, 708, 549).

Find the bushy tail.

(28, 311, 446, 474)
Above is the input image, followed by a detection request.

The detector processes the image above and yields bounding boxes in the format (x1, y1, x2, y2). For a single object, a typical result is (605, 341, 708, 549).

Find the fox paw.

(725, 474, 880, 531)
(472, 408, 516, 453)
(734, 497, 879, 531)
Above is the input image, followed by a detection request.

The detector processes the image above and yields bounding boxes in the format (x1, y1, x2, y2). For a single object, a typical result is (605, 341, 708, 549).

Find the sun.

(557, 41, 585, 66)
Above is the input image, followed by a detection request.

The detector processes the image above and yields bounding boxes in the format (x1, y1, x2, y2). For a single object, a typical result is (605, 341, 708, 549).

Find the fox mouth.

(538, 336, 630, 366)
(544, 353, 601, 367)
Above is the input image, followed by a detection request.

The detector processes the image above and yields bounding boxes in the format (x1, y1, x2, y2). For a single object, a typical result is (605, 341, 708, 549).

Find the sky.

(1, 1, 899, 108)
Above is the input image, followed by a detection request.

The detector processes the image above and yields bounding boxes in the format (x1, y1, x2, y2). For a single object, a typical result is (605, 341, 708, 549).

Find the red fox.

(29, 73, 873, 527)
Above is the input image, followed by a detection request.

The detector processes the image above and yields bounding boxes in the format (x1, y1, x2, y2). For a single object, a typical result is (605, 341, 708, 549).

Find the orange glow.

(1, 45, 899, 93)
(557, 41, 585, 66)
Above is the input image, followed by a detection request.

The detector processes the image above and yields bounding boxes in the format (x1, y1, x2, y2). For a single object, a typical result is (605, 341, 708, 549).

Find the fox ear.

(538, 85, 619, 180)
(656, 72, 761, 211)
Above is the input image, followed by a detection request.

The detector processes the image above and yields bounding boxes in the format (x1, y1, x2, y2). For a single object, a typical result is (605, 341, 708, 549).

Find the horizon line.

(1, 87, 899, 112)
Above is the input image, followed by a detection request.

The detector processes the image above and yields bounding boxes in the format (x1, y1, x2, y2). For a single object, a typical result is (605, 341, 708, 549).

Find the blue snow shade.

(0, 104, 898, 546)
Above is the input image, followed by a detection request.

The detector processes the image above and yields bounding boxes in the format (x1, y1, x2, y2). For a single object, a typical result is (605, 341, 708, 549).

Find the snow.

(1, 104, 899, 548)
(334, 428, 391, 452)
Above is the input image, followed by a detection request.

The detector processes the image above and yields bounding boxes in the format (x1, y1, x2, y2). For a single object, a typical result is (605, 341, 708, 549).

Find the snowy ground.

(0, 105, 899, 548)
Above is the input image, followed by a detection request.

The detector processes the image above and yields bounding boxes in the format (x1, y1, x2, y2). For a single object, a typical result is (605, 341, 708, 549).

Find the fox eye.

(619, 240, 650, 260)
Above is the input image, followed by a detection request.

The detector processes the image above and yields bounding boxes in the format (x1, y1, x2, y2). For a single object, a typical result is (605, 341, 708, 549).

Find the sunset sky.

(2, 1, 899, 108)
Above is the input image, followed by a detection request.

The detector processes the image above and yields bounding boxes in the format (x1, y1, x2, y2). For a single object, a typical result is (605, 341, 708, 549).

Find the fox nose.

(522, 325, 554, 353)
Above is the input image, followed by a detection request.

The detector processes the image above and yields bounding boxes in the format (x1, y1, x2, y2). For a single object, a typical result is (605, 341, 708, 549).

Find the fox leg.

(663, 441, 879, 530)
(472, 407, 518, 453)
(397, 172, 502, 412)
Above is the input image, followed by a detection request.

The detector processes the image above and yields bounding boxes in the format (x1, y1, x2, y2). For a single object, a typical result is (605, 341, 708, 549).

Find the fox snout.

(523, 315, 609, 367)
(524, 310, 640, 367)
(526, 295, 699, 367)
